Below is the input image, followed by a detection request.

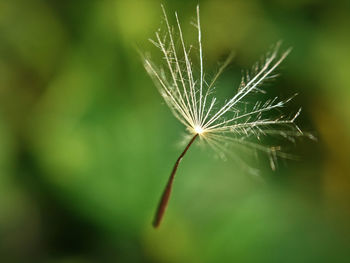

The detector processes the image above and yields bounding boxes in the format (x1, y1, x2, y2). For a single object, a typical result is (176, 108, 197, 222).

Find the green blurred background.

(1, 0, 350, 262)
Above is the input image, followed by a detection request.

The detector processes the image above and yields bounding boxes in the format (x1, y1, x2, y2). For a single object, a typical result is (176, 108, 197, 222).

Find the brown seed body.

(153, 134, 198, 228)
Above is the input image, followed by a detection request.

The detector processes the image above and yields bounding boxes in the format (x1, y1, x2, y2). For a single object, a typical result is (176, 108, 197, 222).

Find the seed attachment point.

(194, 125, 204, 134)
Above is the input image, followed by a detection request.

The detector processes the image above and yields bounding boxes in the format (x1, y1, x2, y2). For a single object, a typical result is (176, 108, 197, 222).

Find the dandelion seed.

(143, 5, 313, 228)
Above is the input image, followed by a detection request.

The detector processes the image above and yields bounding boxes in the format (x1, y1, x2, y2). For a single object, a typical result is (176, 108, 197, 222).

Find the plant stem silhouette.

(153, 134, 198, 228)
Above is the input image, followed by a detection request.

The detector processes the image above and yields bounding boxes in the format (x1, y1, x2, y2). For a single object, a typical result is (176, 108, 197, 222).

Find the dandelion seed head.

(145, 5, 316, 228)
(143, 5, 313, 171)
